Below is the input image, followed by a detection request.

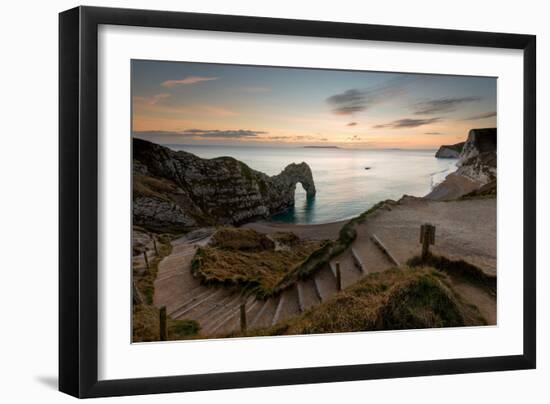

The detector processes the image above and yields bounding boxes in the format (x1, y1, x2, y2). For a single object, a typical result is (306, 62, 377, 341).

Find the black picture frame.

(59, 6, 536, 398)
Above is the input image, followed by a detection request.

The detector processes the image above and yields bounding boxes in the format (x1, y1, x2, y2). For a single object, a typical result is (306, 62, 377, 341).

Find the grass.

(133, 174, 179, 201)
(407, 253, 496, 295)
(192, 227, 323, 298)
(460, 180, 497, 200)
(132, 232, 172, 304)
(227, 267, 486, 338)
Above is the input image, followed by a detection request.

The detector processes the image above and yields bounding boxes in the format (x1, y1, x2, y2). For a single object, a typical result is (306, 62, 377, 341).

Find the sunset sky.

(132, 60, 497, 149)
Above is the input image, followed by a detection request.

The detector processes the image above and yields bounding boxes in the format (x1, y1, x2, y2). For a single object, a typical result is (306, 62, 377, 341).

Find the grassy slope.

(192, 227, 323, 298)
(229, 267, 486, 338)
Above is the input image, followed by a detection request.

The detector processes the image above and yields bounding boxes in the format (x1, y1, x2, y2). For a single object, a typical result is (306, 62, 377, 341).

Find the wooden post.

(336, 262, 342, 291)
(420, 224, 436, 261)
(159, 306, 167, 341)
(240, 301, 247, 333)
(143, 251, 149, 270)
(152, 236, 158, 255)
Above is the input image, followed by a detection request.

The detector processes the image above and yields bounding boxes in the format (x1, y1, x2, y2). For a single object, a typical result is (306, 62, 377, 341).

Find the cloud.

(424, 132, 442, 135)
(133, 93, 171, 105)
(413, 96, 481, 115)
(463, 111, 497, 121)
(347, 134, 362, 141)
(180, 129, 267, 138)
(374, 117, 442, 129)
(326, 77, 413, 116)
(347, 122, 358, 127)
(134, 129, 267, 140)
(161, 76, 219, 88)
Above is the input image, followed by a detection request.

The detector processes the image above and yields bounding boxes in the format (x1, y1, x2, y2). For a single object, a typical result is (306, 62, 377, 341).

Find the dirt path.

(242, 220, 345, 241)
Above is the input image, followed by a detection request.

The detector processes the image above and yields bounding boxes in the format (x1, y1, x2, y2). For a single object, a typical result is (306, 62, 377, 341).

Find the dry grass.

(192, 227, 323, 298)
(133, 174, 178, 200)
(230, 267, 486, 338)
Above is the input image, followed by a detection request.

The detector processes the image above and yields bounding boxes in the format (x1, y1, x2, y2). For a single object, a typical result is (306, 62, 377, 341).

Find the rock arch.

(271, 162, 316, 206)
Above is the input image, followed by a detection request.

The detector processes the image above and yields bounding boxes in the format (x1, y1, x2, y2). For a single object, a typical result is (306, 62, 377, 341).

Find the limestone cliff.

(435, 142, 465, 158)
(133, 139, 316, 232)
(456, 128, 497, 184)
(427, 128, 496, 200)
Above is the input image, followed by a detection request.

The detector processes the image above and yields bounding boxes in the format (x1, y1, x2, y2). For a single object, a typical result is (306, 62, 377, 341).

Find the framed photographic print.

(59, 6, 536, 398)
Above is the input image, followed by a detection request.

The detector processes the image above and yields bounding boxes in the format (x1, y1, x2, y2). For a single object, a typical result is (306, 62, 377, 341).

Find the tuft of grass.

(407, 254, 496, 295)
(228, 267, 486, 338)
(168, 318, 200, 340)
(209, 227, 275, 251)
(192, 227, 322, 298)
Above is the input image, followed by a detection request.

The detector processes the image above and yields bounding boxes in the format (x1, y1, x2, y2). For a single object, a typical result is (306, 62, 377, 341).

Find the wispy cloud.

(326, 77, 414, 116)
(347, 122, 358, 127)
(265, 135, 327, 142)
(463, 111, 497, 121)
(133, 93, 171, 105)
(374, 117, 442, 129)
(413, 96, 481, 115)
(161, 76, 219, 88)
(134, 129, 267, 140)
(181, 129, 267, 138)
(424, 131, 442, 135)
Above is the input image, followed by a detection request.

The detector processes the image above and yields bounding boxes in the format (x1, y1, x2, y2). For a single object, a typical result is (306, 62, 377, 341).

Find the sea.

(168, 145, 458, 225)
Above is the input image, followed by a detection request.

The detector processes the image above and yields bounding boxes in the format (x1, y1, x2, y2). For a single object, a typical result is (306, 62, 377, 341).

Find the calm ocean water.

(169, 145, 457, 224)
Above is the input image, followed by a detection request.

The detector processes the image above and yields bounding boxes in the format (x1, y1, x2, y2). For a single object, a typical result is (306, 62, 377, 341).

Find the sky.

(132, 59, 497, 149)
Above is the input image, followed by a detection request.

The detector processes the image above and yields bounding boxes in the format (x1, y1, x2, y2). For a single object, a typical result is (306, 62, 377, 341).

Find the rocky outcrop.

(456, 128, 497, 184)
(427, 128, 496, 200)
(133, 139, 316, 232)
(435, 142, 465, 158)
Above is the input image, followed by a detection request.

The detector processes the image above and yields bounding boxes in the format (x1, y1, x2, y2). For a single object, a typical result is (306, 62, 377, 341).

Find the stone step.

(370, 233, 401, 267)
(250, 298, 279, 329)
(272, 286, 300, 325)
(180, 289, 235, 321)
(314, 265, 338, 302)
(205, 298, 260, 336)
(198, 293, 243, 331)
(297, 279, 321, 311)
(330, 252, 363, 289)
(169, 288, 225, 319)
(354, 236, 395, 274)
(351, 247, 366, 273)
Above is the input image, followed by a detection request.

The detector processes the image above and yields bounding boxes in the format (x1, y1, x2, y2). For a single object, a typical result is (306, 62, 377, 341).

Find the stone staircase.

(153, 229, 397, 338)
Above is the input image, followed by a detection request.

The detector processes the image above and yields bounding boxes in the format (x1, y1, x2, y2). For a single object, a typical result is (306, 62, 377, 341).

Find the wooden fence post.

(159, 306, 167, 341)
(420, 224, 436, 261)
(152, 236, 158, 255)
(143, 251, 149, 270)
(336, 262, 342, 291)
(240, 301, 247, 333)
